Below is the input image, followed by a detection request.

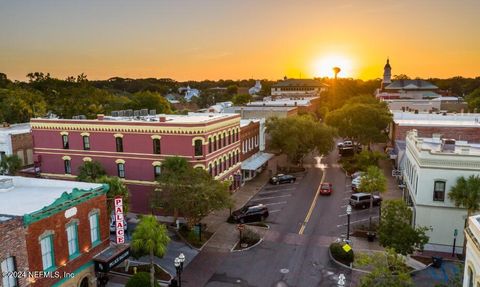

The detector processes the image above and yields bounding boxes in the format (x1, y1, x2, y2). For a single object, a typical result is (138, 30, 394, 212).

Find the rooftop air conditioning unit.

(125, 109, 133, 117)
(441, 139, 456, 152)
(133, 110, 140, 117)
(118, 111, 125, 117)
(149, 109, 156, 116)
(111, 111, 119, 117)
(140, 109, 148, 116)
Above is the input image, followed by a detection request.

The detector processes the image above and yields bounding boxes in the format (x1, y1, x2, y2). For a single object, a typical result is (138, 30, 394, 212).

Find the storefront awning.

(93, 244, 130, 273)
(241, 152, 274, 171)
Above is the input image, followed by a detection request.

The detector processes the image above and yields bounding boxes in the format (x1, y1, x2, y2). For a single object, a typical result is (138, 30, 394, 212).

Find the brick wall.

(11, 133, 34, 166)
(240, 121, 260, 161)
(0, 217, 29, 287)
(393, 124, 480, 143)
(24, 194, 109, 287)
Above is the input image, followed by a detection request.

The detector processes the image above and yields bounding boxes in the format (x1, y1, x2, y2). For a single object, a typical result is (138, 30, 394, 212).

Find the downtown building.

(0, 176, 115, 287)
(401, 130, 480, 253)
(31, 113, 242, 213)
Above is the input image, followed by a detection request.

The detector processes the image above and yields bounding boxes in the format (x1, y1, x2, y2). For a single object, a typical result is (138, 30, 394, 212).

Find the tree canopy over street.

(266, 114, 336, 164)
(154, 157, 233, 227)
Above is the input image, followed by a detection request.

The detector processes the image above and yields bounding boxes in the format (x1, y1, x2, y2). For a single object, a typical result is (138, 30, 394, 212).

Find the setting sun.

(312, 54, 355, 78)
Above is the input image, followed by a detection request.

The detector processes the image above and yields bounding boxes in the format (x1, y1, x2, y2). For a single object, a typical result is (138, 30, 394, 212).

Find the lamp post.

(174, 253, 185, 287)
(346, 205, 352, 241)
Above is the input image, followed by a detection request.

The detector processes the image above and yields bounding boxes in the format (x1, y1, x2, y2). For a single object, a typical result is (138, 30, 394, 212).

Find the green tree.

(226, 85, 238, 95)
(325, 102, 392, 149)
(266, 115, 336, 164)
(448, 175, 480, 254)
(358, 166, 387, 232)
(0, 155, 23, 175)
(0, 88, 47, 123)
(466, 87, 480, 111)
(131, 215, 170, 287)
(130, 91, 172, 114)
(96, 176, 130, 216)
(357, 248, 413, 287)
(154, 157, 233, 227)
(232, 94, 252, 105)
(77, 161, 107, 182)
(378, 200, 429, 255)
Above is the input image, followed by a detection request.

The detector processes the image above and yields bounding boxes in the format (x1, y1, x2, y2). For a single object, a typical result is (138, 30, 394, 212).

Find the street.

(201, 149, 375, 287)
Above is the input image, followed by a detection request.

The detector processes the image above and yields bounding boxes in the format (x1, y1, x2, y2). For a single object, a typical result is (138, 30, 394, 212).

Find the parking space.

(244, 174, 305, 220)
(336, 178, 380, 238)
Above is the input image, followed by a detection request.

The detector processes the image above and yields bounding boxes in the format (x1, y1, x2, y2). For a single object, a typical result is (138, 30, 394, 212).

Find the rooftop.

(272, 79, 328, 88)
(385, 80, 438, 90)
(407, 130, 480, 156)
(240, 119, 260, 127)
(393, 111, 480, 127)
(0, 123, 31, 135)
(247, 97, 318, 107)
(0, 176, 104, 217)
(224, 106, 297, 112)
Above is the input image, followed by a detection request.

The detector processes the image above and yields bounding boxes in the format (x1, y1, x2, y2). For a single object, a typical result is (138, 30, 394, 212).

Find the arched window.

(209, 163, 212, 176)
(117, 163, 125, 178)
(208, 138, 212, 153)
(83, 136, 90, 150)
(153, 139, 161, 154)
(64, 159, 71, 174)
(116, 137, 123, 152)
(468, 267, 474, 287)
(194, 139, 203, 156)
(223, 132, 227, 146)
(213, 136, 217, 151)
(228, 131, 232, 145)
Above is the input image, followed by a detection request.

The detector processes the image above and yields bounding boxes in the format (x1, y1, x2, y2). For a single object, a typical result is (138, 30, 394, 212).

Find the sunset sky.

(1, 0, 479, 81)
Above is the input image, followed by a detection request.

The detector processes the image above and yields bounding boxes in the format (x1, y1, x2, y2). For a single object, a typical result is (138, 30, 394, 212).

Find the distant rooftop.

(0, 176, 104, 216)
(407, 130, 480, 156)
(393, 111, 480, 127)
(272, 79, 328, 88)
(0, 123, 31, 135)
(224, 106, 297, 112)
(385, 80, 438, 90)
(247, 97, 318, 107)
(240, 119, 260, 127)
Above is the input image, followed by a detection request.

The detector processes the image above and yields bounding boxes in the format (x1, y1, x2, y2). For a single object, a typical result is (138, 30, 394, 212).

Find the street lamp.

(346, 205, 352, 241)
(174, 253, 185, 287)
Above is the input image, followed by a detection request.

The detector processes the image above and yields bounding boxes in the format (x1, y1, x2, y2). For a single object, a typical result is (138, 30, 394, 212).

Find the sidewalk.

(180, 168, 271, 287)
(372, 143, 403, 201)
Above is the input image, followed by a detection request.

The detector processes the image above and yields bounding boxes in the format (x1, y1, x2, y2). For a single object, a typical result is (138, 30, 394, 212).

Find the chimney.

(159, 116, 166, 122)
(97, 114, 105, 120)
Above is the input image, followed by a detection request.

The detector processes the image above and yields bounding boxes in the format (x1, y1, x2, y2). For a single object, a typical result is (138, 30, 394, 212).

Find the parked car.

(270, 174, 296, 185)
(349, 193, 382, 209)
(337, 140, 353, 148)
(351, 171, 364, 179)
(319, 182, 333, 195)
(109, 214, 128, 233)
(231, 204, 269, 223)
(351, 176, 363, 191)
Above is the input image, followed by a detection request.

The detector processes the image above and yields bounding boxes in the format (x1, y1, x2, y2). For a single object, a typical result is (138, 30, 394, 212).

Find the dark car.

(231, 204, 269, 223)
(270, 174, 296, 185)
(349, 193, 382, 209)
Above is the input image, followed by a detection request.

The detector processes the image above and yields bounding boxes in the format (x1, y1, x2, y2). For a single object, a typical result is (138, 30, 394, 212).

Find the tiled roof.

(385, 80, 438, 90)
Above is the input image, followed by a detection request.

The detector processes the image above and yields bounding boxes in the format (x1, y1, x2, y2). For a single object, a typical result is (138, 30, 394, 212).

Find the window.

(468, 267, 473, 287)
(208, 138, 212, 153)
(83, 136, 90, 150)
(117, 163, 125, 178)
(194, 139, 203, 156)
(116, 137, 123, 152)
(66, 223, 79, 258)
(153, 139, 161, 154)
(40, 235, 54, 271)
(1, 257, 17, 287)
(62, 135, 69, 149)
(213, 136, 217, 151)
(229, 154, 232, 167)
(228, 131, 232, 145)
(208, 164, 212, 176)
(433, 181, 446, 201)
(64, 159, 71, 174)
(223, 133, 226, 147)
(154, 165, 161, 178)
(89, 213, 100, 245)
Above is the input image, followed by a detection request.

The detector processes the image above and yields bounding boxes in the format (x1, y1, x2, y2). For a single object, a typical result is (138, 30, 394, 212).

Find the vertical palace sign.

(114, 196, 125, 244)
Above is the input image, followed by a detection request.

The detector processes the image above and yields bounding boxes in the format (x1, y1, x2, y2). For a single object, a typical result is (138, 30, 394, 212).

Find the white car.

(351, 176, 363, 191)
(351, 171, 364, 179)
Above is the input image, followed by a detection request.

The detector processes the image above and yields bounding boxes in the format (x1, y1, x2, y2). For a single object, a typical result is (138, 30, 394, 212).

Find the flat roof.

(240, 119, 260, 127)
(0, 176, 103, 216)
(247, 97, 318, 107)
(415, 138, 480, 156)
(225, 106, 297, 112)
(0, 123, 31, 135)
(393, 111, 480, 127)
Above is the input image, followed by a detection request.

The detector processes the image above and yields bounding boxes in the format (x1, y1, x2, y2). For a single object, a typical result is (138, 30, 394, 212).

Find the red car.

(320, 182, 333, 195)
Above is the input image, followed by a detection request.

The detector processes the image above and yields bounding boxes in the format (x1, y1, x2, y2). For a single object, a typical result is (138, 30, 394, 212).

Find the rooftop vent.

(0, 178, 14, 192)
(441, 139, 456, 152)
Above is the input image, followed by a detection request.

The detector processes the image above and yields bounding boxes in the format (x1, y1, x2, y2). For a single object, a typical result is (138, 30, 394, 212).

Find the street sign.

(454, 229, 458, 237)
(338, 274, 346, 286)
(114, 196, 125, 244)
(342, 244, 352, 253)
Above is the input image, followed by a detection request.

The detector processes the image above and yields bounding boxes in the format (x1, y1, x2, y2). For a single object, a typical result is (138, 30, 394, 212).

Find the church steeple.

(382, 58, 392, 90)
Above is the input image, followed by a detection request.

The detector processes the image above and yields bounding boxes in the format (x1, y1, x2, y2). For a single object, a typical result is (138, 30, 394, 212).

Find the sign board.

(114, 196, 125, 244)
(392, 170, 402, 177)
(454, 229, 458, 237)
(342, 244, 352, 253)
(94, 246, 130, 273)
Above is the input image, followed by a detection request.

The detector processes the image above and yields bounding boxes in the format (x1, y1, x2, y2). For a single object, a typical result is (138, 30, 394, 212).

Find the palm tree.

(448, 175, 480, 255)
(131, 215, 170, 287)
(358, 165, 387, 234)
(96, 175, 130, 216)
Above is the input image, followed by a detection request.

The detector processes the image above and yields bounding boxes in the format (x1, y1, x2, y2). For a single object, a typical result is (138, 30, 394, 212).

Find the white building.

(249, 80, 262, 95)
(402, 130, 480, 253)
(464, 214, 480, 287)
(0, 123, 32, 164)
(178, 86, 200, 102)
(271, 78, 327, 98)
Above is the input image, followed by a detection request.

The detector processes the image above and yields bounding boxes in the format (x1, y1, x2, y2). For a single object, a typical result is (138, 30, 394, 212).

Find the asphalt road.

(204, 148, 378, 287)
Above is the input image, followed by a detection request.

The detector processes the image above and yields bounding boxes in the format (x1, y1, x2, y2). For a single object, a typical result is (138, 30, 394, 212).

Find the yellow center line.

(298, 169, 326, 235)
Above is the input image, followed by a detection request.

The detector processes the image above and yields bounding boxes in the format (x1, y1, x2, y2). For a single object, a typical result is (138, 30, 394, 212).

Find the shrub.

(330, 242, 354, 265)
(240, 228, 260, 246)
(126, 272, 160, 287)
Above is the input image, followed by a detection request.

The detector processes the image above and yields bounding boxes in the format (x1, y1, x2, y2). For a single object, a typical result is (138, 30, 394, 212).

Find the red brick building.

(0, 123, 34, 166)
(0, 216, 29, 287)
(31, 113, 241, 213)
(0, 176, 112, 287)
(390, 111, 480, 145)
(240, 119, 273, 182)
(240, 120, 260, 161)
